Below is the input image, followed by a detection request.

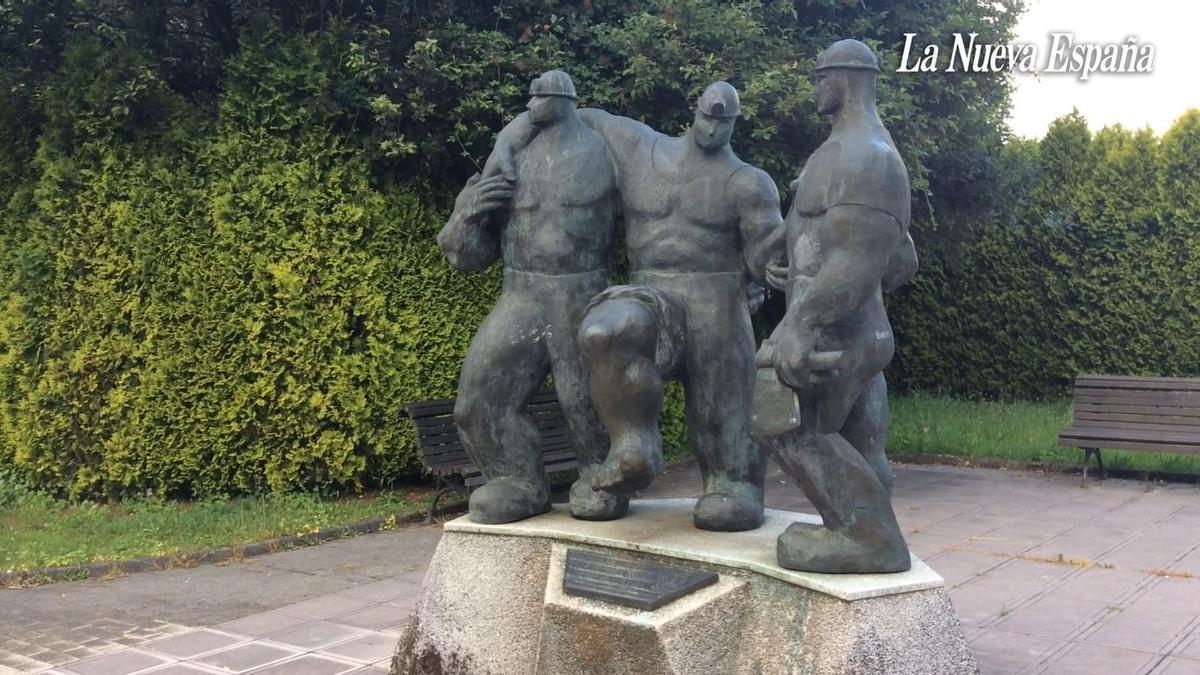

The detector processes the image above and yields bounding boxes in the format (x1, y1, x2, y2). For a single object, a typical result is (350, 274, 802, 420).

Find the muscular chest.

(624, 159, 732, 229)
(791, 147, 838, 218)
(512, 136, 614, 210)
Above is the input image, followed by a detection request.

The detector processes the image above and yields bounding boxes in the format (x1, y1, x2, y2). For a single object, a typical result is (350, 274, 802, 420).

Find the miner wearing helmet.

(438, 69, 624, 524)
(490, 80, 787, 532)
(753, 39, 918, 573)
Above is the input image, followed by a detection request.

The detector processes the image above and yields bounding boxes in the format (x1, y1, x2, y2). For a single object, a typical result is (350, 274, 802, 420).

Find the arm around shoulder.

(731, 167, 785, 285)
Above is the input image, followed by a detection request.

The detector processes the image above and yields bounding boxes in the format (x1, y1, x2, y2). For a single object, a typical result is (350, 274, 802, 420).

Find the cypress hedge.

(889, 111, 1200, 399)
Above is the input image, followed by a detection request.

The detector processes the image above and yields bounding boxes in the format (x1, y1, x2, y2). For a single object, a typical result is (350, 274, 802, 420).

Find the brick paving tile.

(1127, 578, 1200, 617)
(1169, 549, 1200, 577)
(339, 579, 421, 604)
(921, 549, 1006, 588)
(1172, 624, 1200, 660)
(1100, 531, 1200, 571)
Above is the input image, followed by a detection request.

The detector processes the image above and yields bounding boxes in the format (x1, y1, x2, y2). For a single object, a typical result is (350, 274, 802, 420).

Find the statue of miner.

(437, 70, 626, 524)
(498, 81, 787, 531)
(753, 39, 919, 573)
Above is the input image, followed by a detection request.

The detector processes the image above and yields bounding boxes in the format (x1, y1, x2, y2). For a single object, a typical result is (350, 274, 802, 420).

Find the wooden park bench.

(398, 388, 579, 521)
(1058, 374, 1200, 479)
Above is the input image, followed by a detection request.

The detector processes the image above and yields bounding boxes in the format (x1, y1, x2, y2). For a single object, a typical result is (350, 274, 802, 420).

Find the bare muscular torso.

(786, 130, 906, 339)
(503, 122, 617, 274)
(616, 136, 749, 275)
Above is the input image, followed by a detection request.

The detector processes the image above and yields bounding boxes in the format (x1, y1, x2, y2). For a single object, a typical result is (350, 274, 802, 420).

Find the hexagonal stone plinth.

(392, 499, 976, 675)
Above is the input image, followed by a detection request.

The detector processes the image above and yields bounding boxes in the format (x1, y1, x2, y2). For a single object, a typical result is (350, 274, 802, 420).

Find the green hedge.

(889, 112, 1200, 399)
(0, 18, 696, 499)
(0, 27, 493, 498)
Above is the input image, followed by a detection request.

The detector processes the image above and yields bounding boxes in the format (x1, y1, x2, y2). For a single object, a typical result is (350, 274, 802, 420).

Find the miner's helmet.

(529, 69, 577, 99)
(814, 39, 881, 73)
(696, 81, 741, 119)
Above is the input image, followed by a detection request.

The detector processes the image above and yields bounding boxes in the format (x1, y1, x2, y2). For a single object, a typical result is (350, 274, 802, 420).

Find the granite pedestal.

(392, 498, 977, 674)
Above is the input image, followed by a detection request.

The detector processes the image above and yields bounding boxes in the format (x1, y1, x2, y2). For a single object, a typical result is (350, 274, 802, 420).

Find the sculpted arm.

(882, 229, 917, 292)
(437, 114, 537, 271)
(481, 112, 536, 181)
(788, 205, 896, 328)
(731, 167, 787, 288)
(774, 205, 899, 388)
(577, 108, 652, 165)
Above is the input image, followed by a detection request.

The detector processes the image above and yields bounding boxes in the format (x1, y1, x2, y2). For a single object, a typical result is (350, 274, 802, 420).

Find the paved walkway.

(1, 463, 1198, 674)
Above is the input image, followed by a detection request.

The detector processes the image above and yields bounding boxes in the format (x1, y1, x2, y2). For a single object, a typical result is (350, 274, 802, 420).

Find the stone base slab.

(393, 499, 977, 674)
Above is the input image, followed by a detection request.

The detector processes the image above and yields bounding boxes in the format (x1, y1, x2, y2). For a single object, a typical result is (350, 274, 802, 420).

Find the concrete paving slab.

(331, 604, 409, 632)
(1034, 641, 1160, 674)
(189, 642, 298, 673)
(1080, 605, 1194, 654)
(274, 594, 379, 622)
(265, 622, 367, 651)
(240, 654, 359, 675)
(1152, 656, 1200, 675)
(214, 612, 310, 639)
(318, 633, 400, 665)
(1176, 625, 1200, 660)
(968, 628, 1062, 675)
(59, 648, 172, 675)
(140, 630, 246, 660)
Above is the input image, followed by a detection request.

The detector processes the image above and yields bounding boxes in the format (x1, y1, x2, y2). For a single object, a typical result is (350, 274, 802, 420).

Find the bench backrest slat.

(402, 389, 578, 480)
(1075, 374, 1200, 391)
(1063, 374, 1200, 454)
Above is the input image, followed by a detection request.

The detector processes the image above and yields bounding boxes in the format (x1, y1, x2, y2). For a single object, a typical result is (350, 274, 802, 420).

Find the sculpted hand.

(773, 328, 818, 391)
(765, 258, 789, 292)
(455, 172, 514, 224)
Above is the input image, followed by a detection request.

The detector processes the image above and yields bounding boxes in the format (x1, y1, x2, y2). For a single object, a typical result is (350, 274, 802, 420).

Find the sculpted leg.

(454, 293, 552, 524)
(769, 374, 909, 573)
(684, 291, 765, 532)
(579, 298, 664, 496)
(546, 296, 628, 521)
(841, 373, 894, 496)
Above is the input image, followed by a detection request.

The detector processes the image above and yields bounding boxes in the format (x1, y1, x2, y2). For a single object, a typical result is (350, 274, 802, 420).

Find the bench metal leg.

(427, 480, 467, 524)
(1082, 448, 1105, 480)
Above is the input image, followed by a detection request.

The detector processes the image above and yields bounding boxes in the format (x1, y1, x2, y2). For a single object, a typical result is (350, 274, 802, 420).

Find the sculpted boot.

(569, 464, 630, 520)
(694, 479, 765, 531)
(468, 476, 551, 524)
(771, 430, 911, 573)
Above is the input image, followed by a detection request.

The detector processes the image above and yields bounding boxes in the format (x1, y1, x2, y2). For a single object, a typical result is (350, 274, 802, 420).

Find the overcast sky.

(1006, 0, 1199, 138)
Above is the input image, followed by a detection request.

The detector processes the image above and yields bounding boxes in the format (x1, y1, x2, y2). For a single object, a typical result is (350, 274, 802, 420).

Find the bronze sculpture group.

(438, 39, 919, 574)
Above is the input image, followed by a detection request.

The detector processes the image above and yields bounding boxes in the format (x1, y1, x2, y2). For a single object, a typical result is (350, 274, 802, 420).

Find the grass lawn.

(5, 394, 1197, 578)
(888, 393, 1200, 476)
(0, 488, 434, 574)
